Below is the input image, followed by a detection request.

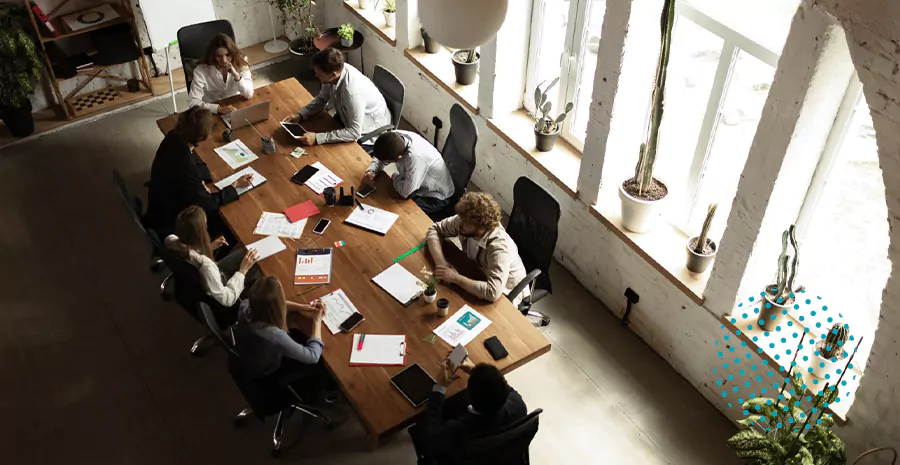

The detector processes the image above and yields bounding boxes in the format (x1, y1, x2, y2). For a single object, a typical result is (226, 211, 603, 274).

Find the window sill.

(343, 1, 396, 47)
(486, 110, 580, 199)
(590, 203, 708, 306)
(720, 311, 861, 424)
(404, 47, 479, 115)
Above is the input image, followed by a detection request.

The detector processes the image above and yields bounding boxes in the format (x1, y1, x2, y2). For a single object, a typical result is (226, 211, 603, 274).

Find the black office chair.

(198, 302, 238, 356)
(506, 177, 560, 327)
(177, 20, 236, 92)
(358, 65, 406, 145)
(432, 104, 478, 221)
(458, 409, 543, 465)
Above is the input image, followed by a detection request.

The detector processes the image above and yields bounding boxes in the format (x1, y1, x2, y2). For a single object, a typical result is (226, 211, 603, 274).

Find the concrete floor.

(0, 59, 739, 464)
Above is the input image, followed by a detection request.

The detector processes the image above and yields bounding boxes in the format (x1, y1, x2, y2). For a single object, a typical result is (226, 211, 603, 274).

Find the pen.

(357, 334, 366, 351)
(356, 198, 365, 211)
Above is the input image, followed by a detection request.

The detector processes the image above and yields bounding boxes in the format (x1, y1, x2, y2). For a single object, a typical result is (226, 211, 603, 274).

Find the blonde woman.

(188, 33, 254, 115)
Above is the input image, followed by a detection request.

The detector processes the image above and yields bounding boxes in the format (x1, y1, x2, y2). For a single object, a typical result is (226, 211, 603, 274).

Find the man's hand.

(282, 114, 302, 124)
(219, 105, 237, 115)
(211, 236, 228, 250)
(434, 265, 460, 285)
(299, 132, 317, 146)
(361, 170, 376, 185)
(459, 358, 476, 374)
(232, 173, 253, 189)
(435, 360, 460, 388)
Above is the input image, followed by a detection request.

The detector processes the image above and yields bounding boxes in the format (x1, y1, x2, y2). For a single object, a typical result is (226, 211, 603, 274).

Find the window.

(524, 0, 606, 151)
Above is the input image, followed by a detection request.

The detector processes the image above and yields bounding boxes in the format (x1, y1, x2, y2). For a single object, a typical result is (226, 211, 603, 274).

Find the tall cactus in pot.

(769, 224, 801, 304)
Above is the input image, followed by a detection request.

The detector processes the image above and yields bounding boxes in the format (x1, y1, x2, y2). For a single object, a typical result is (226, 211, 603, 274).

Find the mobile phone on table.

(447, 343, 468, 372)
(312, 218, 331, 235)
(357, 184, 376, 198)
(339, 312, 365, 332)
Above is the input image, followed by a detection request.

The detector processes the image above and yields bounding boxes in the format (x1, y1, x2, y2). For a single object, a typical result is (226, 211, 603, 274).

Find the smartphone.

(280, 121, 307, 139)
(447, 343, 468, 372)
(312, 218, 331, 235)
(357, 184, 376, 198)
(339, 312, 365, 332)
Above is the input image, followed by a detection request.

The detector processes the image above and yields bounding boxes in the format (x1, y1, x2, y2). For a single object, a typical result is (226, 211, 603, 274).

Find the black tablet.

(290, 165, 320, 185)
(390, 363, 436, 407)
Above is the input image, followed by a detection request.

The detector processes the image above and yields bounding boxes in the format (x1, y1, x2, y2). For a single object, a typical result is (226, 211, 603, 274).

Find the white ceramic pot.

(618, 182, 665, 233)
(358, 0, 370, 8)
(384, 11, 396, 27)
(341, 37, 353, 47)
(424, 291, 436, 303)
(809, 353, 843, 380)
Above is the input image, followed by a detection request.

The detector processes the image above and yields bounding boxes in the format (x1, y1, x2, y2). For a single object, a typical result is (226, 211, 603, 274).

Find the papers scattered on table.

(344, 202, 399, 236)
(372, 263, 424, 307)
(214, 139, 258, 169)
(305, 161, 343, 194)
(316, 289, 360, 335)
(254, 212, 306, 239)
(214, 166, 267, 195)
(433, 305, 493, 347)
(294, 248, 333, 285)
(245, 235, 286, 261)
(350, 334, 406, 366)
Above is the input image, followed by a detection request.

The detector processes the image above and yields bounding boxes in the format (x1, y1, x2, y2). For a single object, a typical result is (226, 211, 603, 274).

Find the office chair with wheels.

(198, 302, 238, 356)
(358, 65, 405, 145)
(177, 20, 236, 92)
(458, 408, 543, 465)
(505, 177, 560, 327)
(432, 104, 478, 221)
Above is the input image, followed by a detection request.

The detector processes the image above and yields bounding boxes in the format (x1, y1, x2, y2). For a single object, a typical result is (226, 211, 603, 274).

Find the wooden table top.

(156, 79, 551, 439)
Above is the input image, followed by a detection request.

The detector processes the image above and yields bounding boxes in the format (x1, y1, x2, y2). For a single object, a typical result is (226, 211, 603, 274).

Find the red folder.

(284, 200, 320, 223)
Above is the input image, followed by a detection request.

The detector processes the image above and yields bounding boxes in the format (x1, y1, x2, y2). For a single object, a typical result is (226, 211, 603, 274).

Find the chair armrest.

(358, 124, 394, 145)
(507, 269, 541, 303)
(530, 288, 549, 304)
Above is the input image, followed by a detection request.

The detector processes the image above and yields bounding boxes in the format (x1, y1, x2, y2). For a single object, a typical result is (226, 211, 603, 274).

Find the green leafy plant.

(767, 224, 801, 305)
(0, 4, 42, 111)
(531, 77, 574, 135)
(269, 0, 318, 53)
(337, 23, 354, 41)
(816, 323, 849, 361)
(692, 203, 717, 254)
(420, 267, 439, 294)
(627, 0, 675, 199)
(381, 0, 396, 13)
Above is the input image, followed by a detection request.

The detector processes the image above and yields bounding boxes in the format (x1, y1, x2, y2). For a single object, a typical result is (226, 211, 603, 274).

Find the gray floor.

(0, 60, 739, 464)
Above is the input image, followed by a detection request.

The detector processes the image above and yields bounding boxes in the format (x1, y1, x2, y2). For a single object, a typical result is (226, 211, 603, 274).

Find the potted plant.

(685, 203, 718, 273)
(382, 0, 396, 27)
(531, 77, 573, 152)
(271, 0, 318, 55)
(421, 28, 440, 53)
(809, 323, 850, 380)
(618, 0, 675, 233)
(452, 48, 479, 85)
(727, 370, 847, 464)
(337, 23, 354, 47)
(420, 267, 439, 303)
(760, 225, 802, 331)
(358, 0, 370, 9)
(0, 4, 43, 138)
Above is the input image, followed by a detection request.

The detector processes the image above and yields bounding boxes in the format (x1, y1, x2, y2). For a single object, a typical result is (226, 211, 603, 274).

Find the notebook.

(372, 263, 425, 307)
(316, 289, 360, 335)
(214, 166, 267, 195)
(305, 162, 343, 194)
(294, 248, 333, 285)
(284, 200, 320, 223)
(349, 334, 406, 366)
(344, 203, 399, 235)
(245, 235, 286, 260)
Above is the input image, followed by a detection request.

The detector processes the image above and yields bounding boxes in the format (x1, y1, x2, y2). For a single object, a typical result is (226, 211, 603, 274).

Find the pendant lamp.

(419, 0, 509, 49)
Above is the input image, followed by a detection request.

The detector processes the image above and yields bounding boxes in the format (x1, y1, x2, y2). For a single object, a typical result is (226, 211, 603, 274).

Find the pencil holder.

(222, 129, 234, 142)
(262, 137, 276, 154)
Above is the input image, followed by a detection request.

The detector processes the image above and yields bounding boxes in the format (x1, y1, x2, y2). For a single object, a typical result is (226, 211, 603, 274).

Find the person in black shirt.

(144, 107, 251, 239)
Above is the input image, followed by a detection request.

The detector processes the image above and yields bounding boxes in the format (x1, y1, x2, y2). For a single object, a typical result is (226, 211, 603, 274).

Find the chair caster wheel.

(270, 448, 281, 458)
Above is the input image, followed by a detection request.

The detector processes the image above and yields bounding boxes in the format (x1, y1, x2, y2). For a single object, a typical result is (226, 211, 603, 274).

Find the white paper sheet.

(305, 161, 343, 194)
(344, 203, 399, 235)
(294, 249, 332, 285)
(317, 289, 361, 335)
(349, 334, 406, 366)
(433, 305, 493, 347)
(214, 139, 259, 170)
(245, 235, 286, 261)
(372, 263, 424, 306)
(253, 212, 306, 239)
(214, 166, 267, 195)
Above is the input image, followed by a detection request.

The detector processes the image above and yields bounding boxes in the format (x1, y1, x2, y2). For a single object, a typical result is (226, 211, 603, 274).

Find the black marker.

(356, 198, 365, 211)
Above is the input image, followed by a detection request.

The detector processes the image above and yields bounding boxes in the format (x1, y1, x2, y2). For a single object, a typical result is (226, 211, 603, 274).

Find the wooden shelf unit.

(23, 0, 155, 120)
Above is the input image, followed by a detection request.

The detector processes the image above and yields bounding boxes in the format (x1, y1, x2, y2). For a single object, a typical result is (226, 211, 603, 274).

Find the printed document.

(433, 305, 493, 347)
(344, 203, 399, 235)
(294, 248, 333, 285)
(305, 161, 343, 194)
(214, 139, 258, 169)
(254, 212, 306, 239)
(214, 166, 267, 195)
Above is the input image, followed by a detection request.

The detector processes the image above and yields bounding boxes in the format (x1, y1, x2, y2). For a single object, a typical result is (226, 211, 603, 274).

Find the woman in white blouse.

(165, 206, 259, 308)
(187, 33, 254, 115)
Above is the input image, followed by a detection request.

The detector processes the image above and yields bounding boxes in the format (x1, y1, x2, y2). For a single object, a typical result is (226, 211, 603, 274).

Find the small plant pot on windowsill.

(686, 237, 717, 273)
(808, 349, 846, 380)
(421, 28, 440, 53)
(423, 289, 437, 303)
(534, 125, 560, 152)
(758, 285, 793, 331)
(618, 178, 668, 233)
(384, 11, 396, 27)
(358, 0, 370, 8)
(340, 37, 354, 47)
(452, 50, 479, 86)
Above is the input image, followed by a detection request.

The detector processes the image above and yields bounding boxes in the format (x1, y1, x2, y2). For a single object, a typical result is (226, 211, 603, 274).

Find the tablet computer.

(390, 363, 436, 407)
(280, 121, 308, 139)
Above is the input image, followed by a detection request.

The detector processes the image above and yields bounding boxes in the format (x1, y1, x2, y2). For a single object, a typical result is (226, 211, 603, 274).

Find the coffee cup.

(436, 298, 450, 317)
(324, 187, 337, 206)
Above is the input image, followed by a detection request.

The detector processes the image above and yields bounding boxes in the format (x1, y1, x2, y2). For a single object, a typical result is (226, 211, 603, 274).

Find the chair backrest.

(177, 20, 235, 92)
(158, 245, 209, 321)
(112, 169, 144, 230)
(372, 65, 404, 130)
(459, 409, 543, 465)
(198, 302, 239, 355)
(227, 327, 294, 420)
(506, 177, 560, 293)
(441, 104, 478, 198)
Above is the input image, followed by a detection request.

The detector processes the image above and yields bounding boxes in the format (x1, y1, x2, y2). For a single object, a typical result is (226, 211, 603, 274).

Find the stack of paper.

(245, 235, 286, 260)
(316, 289, 360, 335)
(305, 162, 343, 194)
(254, 212, 306, 239)
(372, 263, 425, 306)
(433, 305, 493, 346)
(294, 248, 333, 285)
(349, 334, 406, 366)
(344, 203, 399, 235)
(214, 166, 267, 195)
(214, 139, 259, 169)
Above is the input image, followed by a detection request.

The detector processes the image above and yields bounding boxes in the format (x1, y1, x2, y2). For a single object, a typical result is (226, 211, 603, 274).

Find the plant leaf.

(726, 428, 770, 452)
(546, 76, 560, 94)
(542, 101, 552, 115)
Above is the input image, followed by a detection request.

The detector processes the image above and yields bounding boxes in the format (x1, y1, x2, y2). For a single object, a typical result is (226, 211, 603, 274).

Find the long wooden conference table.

(156, 79, 551, 446)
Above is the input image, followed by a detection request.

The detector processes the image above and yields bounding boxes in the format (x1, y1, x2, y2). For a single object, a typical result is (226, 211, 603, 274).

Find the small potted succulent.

(420, 267, 439, 303)
(337, 23, 354, 47)
(531, 77, 573, 152)
(452, 48, 479, 85)
(809, 323, 850, 380)
(421, 27, 440, 54)
(760, 224, 802, 331)
(358, 0, 370, 8)
(382, 0, 396, 27)
(685, 203, 718, 273)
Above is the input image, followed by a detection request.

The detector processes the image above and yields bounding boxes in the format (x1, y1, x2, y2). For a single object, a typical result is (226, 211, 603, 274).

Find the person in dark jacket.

(143, 106, 252, 238)
(409, 359, 528, 464)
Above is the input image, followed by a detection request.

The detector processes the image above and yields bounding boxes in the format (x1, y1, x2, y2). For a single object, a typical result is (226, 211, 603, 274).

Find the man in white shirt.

(362, 130, 455, 219)
(283, 48, 391, 147)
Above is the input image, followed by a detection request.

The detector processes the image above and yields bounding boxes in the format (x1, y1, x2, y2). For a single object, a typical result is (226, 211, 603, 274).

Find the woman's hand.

(232, 173, 253, 189)
(211, 236, 228, 250)
(312, 301, 326, 324)
(238, 249, 260, 274)
(219, 105, 237, 115)
(229, 65, 242, 81)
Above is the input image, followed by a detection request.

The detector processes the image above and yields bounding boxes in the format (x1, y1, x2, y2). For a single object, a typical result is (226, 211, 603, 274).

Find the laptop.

(222, 100, 270, 130)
